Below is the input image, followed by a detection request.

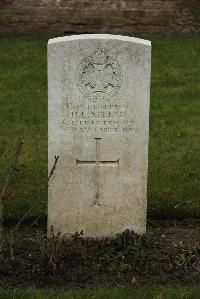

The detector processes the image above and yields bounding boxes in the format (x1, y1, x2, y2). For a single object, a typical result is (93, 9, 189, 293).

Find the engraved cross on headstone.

(76, 138, 119, 207)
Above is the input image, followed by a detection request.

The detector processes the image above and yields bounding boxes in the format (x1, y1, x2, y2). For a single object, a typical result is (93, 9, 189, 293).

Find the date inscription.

(64, 102, 135, 134)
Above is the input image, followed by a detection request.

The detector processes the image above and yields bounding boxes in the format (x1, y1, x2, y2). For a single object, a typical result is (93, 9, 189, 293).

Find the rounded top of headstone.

(48, 34, 151, 47)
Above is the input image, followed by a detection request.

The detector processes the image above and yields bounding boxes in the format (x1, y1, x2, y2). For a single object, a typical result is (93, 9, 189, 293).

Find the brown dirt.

(0, 219, 200, 288)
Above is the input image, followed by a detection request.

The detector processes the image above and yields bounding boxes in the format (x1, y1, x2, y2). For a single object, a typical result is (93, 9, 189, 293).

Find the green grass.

(0, 36, 48, 218)
(149, 35, 200, 218)
(0, 286, 200, 299)
(0, 34, 199, 219)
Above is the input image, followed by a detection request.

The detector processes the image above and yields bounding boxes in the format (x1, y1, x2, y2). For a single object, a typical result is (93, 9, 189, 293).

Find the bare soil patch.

(0, 219, 200, 288)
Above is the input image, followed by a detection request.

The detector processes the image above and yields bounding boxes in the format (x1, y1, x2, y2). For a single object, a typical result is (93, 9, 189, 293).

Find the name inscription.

(64, 102, 135, 134)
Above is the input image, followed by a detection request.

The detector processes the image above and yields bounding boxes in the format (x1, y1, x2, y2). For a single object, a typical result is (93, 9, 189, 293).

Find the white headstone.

(48, 34, 151, 238)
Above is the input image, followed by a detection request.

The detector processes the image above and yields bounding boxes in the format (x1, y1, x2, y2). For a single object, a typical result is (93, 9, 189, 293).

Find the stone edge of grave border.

(48, 34, 151, 47)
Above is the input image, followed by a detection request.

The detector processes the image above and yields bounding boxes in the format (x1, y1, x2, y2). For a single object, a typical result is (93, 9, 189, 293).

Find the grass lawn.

(0, 34, 199, 219)
(0, 286, 200, 299)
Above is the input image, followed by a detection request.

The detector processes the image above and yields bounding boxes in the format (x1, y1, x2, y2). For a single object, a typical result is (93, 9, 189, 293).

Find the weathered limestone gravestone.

(48, 34, 151, 237)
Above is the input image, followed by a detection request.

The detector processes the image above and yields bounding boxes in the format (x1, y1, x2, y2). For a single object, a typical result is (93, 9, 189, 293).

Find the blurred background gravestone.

(0, 1, 199, 35)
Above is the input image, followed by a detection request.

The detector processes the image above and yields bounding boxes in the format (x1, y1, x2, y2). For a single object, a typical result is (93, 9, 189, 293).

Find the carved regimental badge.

(76, 47, 122, 101)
